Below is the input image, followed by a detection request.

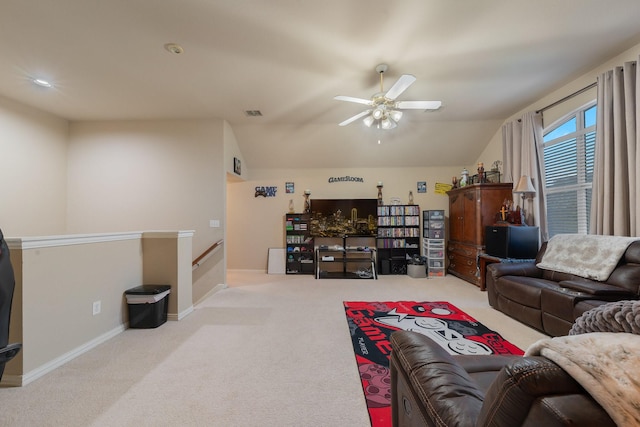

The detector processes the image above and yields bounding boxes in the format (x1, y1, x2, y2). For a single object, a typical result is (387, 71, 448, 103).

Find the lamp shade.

(513, 175, 536, 194)
(389, 110, 403, 122)
(363, 115, 374, 127)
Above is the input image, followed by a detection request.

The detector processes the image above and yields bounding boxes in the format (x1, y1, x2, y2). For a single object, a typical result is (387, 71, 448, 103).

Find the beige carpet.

(0, 272, 547, 426)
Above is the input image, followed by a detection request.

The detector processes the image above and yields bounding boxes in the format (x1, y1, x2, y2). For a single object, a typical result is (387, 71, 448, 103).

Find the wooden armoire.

(447, 183, 513, 287)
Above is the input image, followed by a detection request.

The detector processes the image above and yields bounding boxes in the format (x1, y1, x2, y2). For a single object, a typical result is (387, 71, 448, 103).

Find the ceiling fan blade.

(384, 74, 416, 100)
(396, 100, 442, 110)
(334, 95, 373, 106)
(338, 110, 372, 126)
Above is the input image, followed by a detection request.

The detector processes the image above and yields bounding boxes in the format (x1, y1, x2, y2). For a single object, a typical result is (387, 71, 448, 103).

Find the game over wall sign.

(255, 186, 277, 197)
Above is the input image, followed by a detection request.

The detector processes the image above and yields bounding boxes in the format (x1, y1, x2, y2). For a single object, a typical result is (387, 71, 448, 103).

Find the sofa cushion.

(495, 276, 558, 309)
(541, 269, 583, 282)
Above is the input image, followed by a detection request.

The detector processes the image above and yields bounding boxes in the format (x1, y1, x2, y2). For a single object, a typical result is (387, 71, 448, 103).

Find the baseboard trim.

(11, 324, 126, 387)
(168, 305, 194, 321)
(228, 269, 267, 273)
(194, 283, 228, 307)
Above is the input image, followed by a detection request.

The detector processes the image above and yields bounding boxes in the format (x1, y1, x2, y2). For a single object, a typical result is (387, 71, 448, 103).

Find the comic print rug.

(343, 301, 523, 427)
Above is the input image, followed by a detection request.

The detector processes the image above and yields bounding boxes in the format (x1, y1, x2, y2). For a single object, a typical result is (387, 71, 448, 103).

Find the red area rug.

(343, 301, 523, 427)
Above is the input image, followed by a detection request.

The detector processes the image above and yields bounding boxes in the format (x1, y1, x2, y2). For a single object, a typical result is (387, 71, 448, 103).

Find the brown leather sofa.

(389, 330, 616, 427)
(485, 240, 640, 336)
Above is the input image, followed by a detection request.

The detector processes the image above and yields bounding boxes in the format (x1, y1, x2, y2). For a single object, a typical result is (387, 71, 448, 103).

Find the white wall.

(0, 95, 68, 236)
(227, 166, 460, 270)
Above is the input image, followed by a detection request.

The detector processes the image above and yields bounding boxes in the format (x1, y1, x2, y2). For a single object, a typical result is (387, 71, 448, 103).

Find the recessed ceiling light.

(164, 43, 184, 54)
(32, 78, 53, 88)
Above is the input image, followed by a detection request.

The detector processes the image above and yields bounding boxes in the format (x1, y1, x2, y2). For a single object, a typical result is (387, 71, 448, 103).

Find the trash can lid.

(125, 284, 171, 295)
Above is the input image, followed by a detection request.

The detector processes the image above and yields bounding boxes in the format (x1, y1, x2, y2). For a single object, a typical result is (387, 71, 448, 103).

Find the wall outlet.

(92, 300, 101, 316)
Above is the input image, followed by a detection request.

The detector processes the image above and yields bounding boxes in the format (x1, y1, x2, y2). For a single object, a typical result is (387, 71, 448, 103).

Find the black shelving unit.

(285, 213, 314, 274)
(376, 205, 420, 274)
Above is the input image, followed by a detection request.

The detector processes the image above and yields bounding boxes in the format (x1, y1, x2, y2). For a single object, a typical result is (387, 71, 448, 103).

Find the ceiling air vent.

(244, 110, 263, 117)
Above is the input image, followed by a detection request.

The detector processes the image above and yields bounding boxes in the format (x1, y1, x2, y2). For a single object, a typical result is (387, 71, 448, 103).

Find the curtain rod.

(536, 81, 597, 114)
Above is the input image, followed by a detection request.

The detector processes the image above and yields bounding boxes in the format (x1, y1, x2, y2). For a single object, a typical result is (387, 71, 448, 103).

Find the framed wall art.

(233, 157, 241, 175)
(285, 182, 295, 193)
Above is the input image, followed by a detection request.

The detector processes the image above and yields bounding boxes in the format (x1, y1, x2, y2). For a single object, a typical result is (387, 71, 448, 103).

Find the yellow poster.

(435, 182, 453, 195)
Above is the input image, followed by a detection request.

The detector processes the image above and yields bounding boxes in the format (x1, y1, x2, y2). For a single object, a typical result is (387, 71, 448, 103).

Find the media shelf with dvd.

(376, 205, 420, 274)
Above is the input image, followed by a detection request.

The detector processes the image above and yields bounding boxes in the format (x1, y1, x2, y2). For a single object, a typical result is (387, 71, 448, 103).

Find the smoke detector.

(164, 43, 184, 54)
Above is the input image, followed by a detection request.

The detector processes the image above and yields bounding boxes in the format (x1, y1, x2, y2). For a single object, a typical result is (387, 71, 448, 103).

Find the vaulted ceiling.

(2, 1, 640, 169)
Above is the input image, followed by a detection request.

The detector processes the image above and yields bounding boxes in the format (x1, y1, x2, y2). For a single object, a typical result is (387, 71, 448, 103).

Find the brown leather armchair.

(389, 330, 615, 427)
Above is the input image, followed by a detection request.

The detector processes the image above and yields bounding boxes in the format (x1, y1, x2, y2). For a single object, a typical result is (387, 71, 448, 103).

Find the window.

(542, 102, 596, 237)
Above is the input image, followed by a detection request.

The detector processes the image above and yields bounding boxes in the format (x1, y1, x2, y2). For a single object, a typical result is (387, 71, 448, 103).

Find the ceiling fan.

(335, 64, 441, 129)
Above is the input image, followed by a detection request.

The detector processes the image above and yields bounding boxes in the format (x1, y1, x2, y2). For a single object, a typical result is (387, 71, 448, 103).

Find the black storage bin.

(125, 285, 171, 328)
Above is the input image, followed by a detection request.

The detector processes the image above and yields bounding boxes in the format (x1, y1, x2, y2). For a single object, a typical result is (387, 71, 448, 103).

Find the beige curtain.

(590, 59, 640, 237)
(502, 111, 548, 241)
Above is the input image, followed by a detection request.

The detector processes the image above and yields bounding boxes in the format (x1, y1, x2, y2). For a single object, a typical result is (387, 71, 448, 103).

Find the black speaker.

(485, 225, 539, 259)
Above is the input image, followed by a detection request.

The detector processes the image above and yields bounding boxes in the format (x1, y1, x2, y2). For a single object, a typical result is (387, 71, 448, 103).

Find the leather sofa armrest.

(486, 261, 541, 280)
(477, 356, 611, 427)
(390, 331, 484, 426)
(560, 279, 636, 297)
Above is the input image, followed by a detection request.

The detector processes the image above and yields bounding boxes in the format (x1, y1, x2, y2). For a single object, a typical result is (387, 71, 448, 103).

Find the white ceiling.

(2, 1, 640, 169)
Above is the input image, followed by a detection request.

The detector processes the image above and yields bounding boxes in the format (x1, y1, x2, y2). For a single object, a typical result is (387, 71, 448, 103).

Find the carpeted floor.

(0, 271, 547, 426)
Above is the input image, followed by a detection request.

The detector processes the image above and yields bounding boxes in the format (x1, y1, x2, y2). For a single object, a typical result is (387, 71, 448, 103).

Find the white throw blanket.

(526, 333, 640, 426)
(536, 234, 638, 281)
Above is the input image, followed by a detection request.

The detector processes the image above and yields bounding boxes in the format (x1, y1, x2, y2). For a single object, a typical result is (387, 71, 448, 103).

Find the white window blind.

(543, 102, 596, 237)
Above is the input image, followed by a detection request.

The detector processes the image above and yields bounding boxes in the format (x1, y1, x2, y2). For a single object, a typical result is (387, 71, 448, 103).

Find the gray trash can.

(125, 285, 171, 328)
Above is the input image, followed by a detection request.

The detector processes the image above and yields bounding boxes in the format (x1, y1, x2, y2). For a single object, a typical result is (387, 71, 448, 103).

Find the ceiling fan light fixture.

(335, 64, 441, 130)
(389, 110, 403, 122)
(381, 117, 394, 130)
(363, 115, 374, 127)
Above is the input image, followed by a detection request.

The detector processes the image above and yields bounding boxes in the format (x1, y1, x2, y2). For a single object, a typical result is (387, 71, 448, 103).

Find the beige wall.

(0, 95, 68, 236)
(227, 166, 460, 270)
(142, 231, 194, 319)
(66, 119, 227, 296)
